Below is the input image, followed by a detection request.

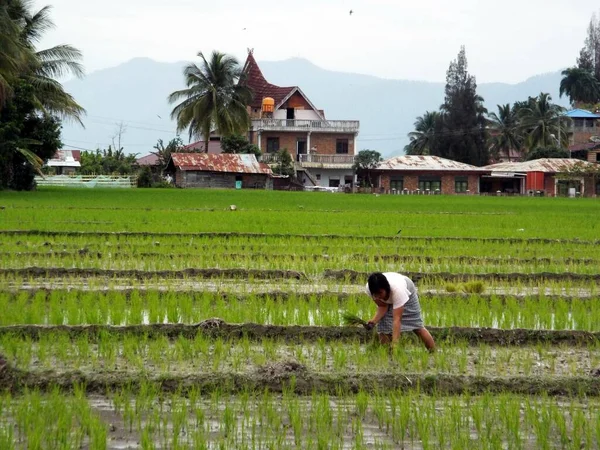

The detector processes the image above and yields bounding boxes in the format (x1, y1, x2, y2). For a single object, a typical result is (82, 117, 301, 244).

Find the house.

(482, 158, 600, 197)
(242, 50, 360, 188)
(373, 155, 490, 194)
(45, 150, 81, 175)
(565, 109, 600, 146)
(569, 141, 600, 163)
(136, 153, 159, 167)
(182, 139, 223, 154)
(165, 153, 273, 189)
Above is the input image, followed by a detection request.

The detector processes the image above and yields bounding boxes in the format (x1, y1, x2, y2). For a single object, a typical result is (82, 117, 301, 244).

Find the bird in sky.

(349, 9, 353, 15)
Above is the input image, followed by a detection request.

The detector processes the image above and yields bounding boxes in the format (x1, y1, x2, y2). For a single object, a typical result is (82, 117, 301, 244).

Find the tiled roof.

(377, 155, 488, 172)
(170, 153, 272, 175)
(569, 142, 600, 152)
(136, 154, 159, 166)
(183, 140, 223, 154)
(241, 52, 296, 109)
(483, 158, 599, 173)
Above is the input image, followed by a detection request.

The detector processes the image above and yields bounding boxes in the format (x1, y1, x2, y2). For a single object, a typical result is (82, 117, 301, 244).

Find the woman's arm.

(392, 306, 404, 345)
(370, 305, 389, 324)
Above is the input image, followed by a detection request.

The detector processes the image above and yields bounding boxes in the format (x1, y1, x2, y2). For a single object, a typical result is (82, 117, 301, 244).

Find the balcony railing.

(252, 119, 359, 133)
(298, 154, 356, 165)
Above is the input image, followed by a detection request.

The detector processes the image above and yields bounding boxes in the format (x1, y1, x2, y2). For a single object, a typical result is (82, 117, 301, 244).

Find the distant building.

(45, 150, 81, 175)
(482, 158, 600, 197)
(565, 109, 600, 147)
(373, 155, 489, 195)
(166, 153, 273, 189)
(569, 141, 600, 163)
(242, 50, 360, 188)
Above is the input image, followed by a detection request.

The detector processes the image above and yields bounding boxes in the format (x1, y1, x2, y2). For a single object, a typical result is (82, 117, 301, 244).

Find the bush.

(461, 281, 485, 294)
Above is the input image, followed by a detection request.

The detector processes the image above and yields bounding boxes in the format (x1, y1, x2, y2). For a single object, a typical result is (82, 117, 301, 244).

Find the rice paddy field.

(1, 188, 600, 449)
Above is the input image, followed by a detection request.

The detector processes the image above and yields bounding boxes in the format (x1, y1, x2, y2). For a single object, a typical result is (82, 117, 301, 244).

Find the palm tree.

(559, 67, 600, 106)
(405, 111, 442, 155)
(487, 104, 522, 161)
(16, 2, 85, 123)
(169, 51, 252, 151)
(518, 93, 570, 151)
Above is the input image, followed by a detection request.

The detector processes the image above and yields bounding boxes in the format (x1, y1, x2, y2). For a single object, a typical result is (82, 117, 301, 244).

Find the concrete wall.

(254, 132, 355, 158)
(305, 169, 354, 187)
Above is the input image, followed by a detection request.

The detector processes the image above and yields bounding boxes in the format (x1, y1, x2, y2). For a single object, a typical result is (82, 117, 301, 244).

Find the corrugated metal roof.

(483, 158, 599, 173)
(170, 153, 272, 175)
(377, 155, 487, 172)
(564, 109, 600, 119)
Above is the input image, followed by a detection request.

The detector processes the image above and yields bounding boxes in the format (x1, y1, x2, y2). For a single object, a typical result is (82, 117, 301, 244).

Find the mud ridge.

(1, 230, 598, 245)
(1, 367, 599, 397)
(0, 323, 597, 346)
(325, 270, 600, 283)
(0, 267, 306, 280)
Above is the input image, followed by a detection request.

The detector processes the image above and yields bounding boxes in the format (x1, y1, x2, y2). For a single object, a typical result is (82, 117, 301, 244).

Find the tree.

(168, 51, 252, 151)
(151, 137, 184, 170)
(352, 149, 382, 187)
(525, 147, 570, 161)
(404, 111, 443, 155)
(577, 12, 600, 80)
(487, 104, 522, 161)
(273, 149, 295, 177)
(518, 93, 570, 151)
(0, 81, 61, 190)
(559, 67, 600, 105)
(435, 47, 488, 165)
(79, 147, 138, 175)
(221, 134, 261, 157)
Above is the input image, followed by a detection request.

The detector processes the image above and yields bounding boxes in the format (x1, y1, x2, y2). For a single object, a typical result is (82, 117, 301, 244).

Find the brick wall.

(378, 172, 479, 194)
(544, 174, 555, 196)
(253, 132, 355, 158)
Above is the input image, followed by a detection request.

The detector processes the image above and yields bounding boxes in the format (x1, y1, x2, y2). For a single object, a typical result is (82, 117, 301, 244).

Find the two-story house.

(242, 50, 360, 188)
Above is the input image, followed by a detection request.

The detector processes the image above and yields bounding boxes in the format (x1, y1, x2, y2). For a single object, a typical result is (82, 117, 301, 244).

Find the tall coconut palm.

(405, 111, 443, 155)
(487, 104, 522, 161)
(559, 67, 600, 105)
(16, 1, 85, 123)
(518, 93, 570, 151)
(168, 51, 252, 150)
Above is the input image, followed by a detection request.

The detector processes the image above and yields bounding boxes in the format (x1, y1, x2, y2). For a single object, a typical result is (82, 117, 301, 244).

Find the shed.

(166, 153, 273, 189)
(45, 150, 81, 175)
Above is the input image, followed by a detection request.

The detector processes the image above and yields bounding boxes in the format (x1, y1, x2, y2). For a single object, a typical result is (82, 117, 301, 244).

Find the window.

(329, 178, 340, 188)
(419, 176, 441, 192)
(266, 137, 280, 153)
(596, 181, 600, 196)
(455, 176, 468, 193)
(390, 176, 404, 191)
(336, 139, 349, 154)
(596, 152, 600, 163)
(574, 119, 584, 128)
(585, 119, 596, 128)
(316, 174, 321, 181)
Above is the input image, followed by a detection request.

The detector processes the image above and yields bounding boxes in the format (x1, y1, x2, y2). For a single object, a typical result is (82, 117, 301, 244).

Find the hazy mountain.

(62, 57, 569, 157)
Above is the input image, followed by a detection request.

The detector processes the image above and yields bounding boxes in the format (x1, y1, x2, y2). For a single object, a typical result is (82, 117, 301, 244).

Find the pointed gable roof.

(242, 51, 296, 109)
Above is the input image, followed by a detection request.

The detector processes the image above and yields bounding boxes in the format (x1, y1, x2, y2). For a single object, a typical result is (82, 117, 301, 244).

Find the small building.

(136, 153, 160, 167)
(569, 141, 600, 163)
(373, 155, 489, 194)
(565, 109, 600, 146)
(242, 50, 360, 188)
(166, 153, 273, 189)
(45, 150, 81, 175)
(482, 158, 600, 197)
(182, 139, 223, 154)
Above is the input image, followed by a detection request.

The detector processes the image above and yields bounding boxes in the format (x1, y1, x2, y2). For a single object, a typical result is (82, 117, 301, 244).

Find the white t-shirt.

(365, 272, 410, 310)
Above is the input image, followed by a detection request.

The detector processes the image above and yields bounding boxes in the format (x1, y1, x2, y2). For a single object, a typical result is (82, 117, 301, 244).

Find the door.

(286, 108, 295, 127)
(297, 139, 307, 162)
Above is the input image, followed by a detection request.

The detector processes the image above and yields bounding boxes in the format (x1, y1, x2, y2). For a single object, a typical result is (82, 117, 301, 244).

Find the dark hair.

(368, 272, 390, 296)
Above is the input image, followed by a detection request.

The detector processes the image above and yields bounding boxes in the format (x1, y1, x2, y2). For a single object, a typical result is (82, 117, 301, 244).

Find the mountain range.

(61, 57, 569, 157)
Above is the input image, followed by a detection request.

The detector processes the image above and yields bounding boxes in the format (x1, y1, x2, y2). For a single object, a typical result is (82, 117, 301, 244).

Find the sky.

(37, 0, 599, 84)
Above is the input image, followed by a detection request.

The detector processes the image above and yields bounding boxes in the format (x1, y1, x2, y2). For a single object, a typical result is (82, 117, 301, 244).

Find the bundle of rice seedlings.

(342, 313, 373, 330)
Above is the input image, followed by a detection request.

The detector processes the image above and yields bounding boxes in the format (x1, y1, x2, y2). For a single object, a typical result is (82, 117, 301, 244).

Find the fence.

(34, 175, 137, 188)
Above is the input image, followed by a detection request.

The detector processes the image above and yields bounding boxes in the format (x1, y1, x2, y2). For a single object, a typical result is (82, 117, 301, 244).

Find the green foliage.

(525, 147, 569, 161)
(273, 148, 295, 177)
(518, 93, 570, 151)
(151, 137, 184, 170)
(0, 81, 61, 190)
(79, 146, 138, 175)
(577, 11, 600, 80)
(404, 111, 443, 155)
(559, 67, 600, 105)
(353, 149, 382, 187)
(169, 51, 251, 144)
(221, 134, 261, 157)
(488, 104, 522, 161)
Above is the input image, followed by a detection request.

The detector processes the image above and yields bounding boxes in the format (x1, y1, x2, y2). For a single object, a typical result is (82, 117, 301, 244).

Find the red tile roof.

(170, 153, 272, 175)
(136, 153, 160, 166)
(241, 52, 296, 109)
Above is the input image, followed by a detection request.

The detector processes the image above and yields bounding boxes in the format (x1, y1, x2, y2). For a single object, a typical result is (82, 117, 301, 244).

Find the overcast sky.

(37, 0, 597, 84)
